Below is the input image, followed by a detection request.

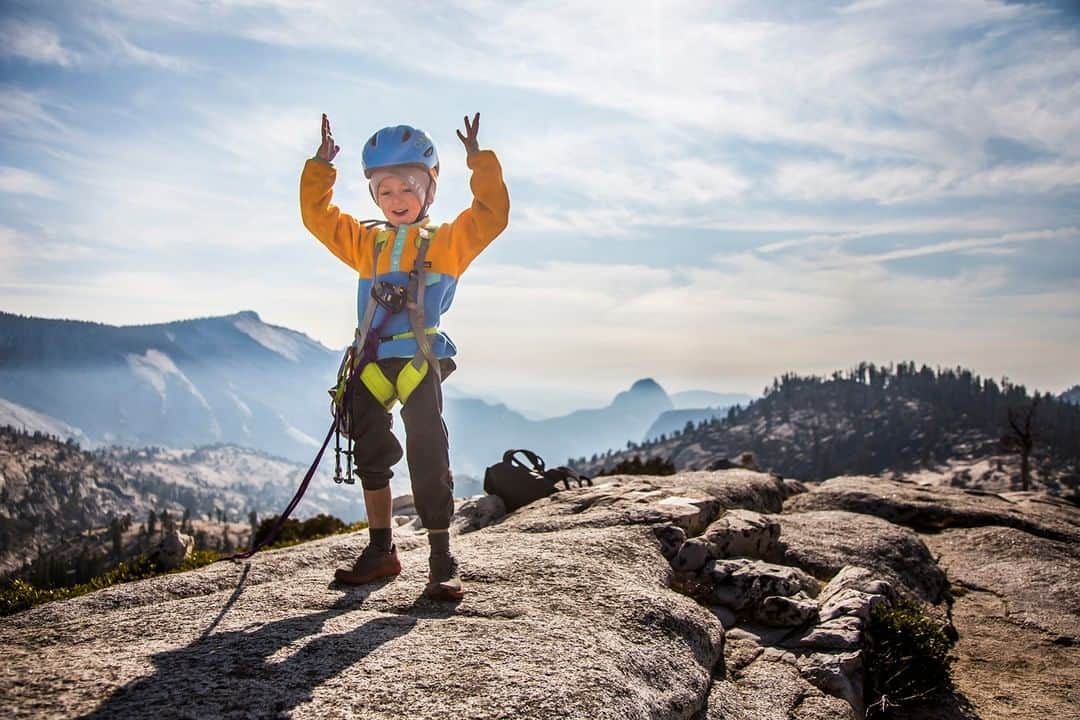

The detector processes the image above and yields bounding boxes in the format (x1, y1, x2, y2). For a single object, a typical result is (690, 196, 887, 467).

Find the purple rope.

(220, 417, 337, 562)
(220, 312, 393, 563)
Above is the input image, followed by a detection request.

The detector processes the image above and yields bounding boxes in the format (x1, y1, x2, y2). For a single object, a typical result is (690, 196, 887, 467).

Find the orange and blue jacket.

(300, 150, 510, 359)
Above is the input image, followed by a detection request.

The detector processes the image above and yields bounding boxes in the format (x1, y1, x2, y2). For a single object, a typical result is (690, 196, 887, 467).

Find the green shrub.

(251, 513, 358, 548)
(1, 514, 365, 617)
(865, 599, 954, 717)
(0, 554, 190, 616)
(600, 455, 676, 476)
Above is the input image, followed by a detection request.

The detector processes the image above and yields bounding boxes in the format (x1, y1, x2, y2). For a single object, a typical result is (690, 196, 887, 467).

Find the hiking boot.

(425, 552, 464, 601)
(334, 544, 401, 586)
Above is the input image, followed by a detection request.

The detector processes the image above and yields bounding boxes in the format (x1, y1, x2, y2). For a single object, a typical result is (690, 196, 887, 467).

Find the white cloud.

(192, 104, 322, 178)
(511, 205, 636, 237)
(0, 13, 194, 72)
(775, 162, 943, 205)
(0, 86, 74, 144)
(0, 166, 56, 197)
(0, 224, 93, 266)
(0, 265, 355, 350)
(773, 159, 1080, 205)
(2, 0, 1078, 403)
(446, 241, 1080, 397)
(498, 124, 750, 213)
(55, 1, 1079, 218)
(82, 18, 196, 71)
(0, 18, 77, 66)
(820, 227, 1079, 267)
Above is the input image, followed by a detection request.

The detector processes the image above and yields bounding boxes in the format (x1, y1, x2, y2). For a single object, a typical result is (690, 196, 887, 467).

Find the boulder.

(700, 559, 820, 612)
(6, 469, 1072, 718)
(780, 616, 863, 651)
(769, 510, 948, 603)
(652, 524, 686, 560)
(816, 566, 894, 622)
(152, 529, 194, 571)
(714, 627, 857, 719)
(785, 476, 1078, 543)
(706, 657, 855, 720)
(796, 651, 864, 715)
(701, 509, 781, 559)
(816, 565, 896, 609)
(758, 594, 818, 627)
(451, 494, 506, 535)
(501, 470, 791, 536)
(673, 538, 713, 573)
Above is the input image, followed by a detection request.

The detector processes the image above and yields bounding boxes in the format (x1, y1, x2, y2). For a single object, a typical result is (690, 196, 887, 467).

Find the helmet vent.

(402, 128, 412, 142)
(369, 136, 377, 147)
(424, 147, 433, 157)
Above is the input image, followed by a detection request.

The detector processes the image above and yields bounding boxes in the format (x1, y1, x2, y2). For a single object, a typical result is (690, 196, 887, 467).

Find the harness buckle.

(371, 281, 408, 314)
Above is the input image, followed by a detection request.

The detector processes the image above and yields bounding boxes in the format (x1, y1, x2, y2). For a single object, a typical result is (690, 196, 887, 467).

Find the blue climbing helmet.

(361, 124, 440, 180)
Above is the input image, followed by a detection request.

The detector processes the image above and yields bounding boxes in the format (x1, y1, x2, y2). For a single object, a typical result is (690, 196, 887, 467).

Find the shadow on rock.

(80, 579, 416, 719)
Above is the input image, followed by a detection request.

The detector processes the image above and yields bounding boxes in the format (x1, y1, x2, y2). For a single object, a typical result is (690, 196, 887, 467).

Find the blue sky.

(1, 0, 1078, 415)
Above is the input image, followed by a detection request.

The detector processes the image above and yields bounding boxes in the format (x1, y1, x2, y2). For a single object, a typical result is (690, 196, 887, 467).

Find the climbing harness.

(221, 219, 441, 561)
(330, 221, 441, 483)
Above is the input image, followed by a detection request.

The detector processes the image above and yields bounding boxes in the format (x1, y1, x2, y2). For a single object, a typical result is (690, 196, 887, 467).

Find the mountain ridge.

(577, 362, 1080, 499)
(0, 310, 339, 459)
(0, 311, 723, 472)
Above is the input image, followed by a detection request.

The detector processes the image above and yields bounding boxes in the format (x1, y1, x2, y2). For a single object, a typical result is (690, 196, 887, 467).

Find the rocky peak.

(612, 377, 673, 412)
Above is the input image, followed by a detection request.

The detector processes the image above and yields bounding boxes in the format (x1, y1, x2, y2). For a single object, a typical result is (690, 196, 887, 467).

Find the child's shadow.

(80, 573, 417, 719)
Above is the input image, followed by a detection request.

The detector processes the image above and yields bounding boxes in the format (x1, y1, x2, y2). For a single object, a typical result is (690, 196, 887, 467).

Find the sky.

(1, 0, 1078, 416)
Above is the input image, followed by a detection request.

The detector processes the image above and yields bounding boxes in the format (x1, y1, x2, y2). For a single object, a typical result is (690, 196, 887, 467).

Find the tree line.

(574, 362, 1079, 488)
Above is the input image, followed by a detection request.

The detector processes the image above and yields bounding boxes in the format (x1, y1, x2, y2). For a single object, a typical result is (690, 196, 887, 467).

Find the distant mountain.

(0, 423, 389, 577)
(0, 397, 90, 446)
(644, 390, 754, 443)
(0, 414, 502, 582)
(1, 311, 689, 478)
(578, 362, 1080, 498)
(645, 408, 730, 443)
(444, 378, 674, 475)
(0, 310, 338, 462)
(669, 390, 754, 409)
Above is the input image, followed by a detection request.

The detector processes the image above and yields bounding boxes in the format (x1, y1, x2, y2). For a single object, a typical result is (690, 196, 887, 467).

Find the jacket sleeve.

(444, 149, 510, 274)
(299, 158, 372, 273)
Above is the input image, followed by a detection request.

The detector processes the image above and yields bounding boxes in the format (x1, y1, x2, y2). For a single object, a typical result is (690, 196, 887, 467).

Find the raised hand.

(316, 113, 340, 163)
(456, 112, 480, 157)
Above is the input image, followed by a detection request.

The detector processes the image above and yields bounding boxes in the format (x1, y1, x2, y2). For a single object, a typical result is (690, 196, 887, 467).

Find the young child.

(300, 113, 509, 600)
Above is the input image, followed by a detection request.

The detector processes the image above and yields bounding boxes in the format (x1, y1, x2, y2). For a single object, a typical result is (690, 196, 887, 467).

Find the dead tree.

(1002, 396, 1040, 491)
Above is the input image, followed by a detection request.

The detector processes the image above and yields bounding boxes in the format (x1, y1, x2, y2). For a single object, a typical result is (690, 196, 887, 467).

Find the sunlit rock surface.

(2, 470, 1077, 719)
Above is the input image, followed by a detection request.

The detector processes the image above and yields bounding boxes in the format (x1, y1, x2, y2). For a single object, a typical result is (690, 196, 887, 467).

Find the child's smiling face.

(376, 175, 422, 225)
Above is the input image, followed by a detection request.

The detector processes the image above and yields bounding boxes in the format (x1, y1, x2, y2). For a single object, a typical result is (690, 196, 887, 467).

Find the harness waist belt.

(379, 326, 439, 342)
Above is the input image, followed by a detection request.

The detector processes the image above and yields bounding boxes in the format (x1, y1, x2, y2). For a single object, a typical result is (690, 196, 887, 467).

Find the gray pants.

(347, 357, 456, 530)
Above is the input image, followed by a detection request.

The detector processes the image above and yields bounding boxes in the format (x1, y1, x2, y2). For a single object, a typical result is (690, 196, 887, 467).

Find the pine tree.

(109, 517, 124, 559)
